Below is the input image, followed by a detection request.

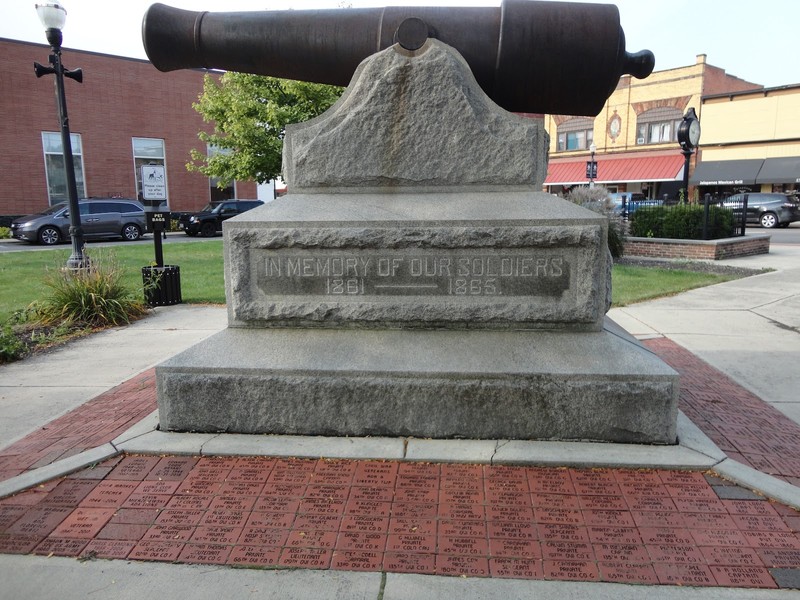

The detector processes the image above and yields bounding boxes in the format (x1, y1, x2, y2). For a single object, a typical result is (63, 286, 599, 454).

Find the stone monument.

(144, 0, 679, 443)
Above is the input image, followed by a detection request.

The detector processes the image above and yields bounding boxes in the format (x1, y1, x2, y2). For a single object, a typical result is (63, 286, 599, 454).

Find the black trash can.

(142, 265, 182, 306)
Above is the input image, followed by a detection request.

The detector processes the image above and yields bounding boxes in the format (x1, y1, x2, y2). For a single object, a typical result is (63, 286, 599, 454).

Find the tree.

(188, 73, 343, 186)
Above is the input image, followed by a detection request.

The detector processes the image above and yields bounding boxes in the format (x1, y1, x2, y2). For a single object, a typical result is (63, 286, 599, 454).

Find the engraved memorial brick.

(6, 506, 72, 537)
(80, 481, 139, 508)
(383, 551, 436, 574)
(237, 526, 289, 547)
(599, 562, 658, 584)
(50, 508, 115, 539)
(487, 521, 538, 541)
(129, 540, 184, 562)
(490, 557, 542, 579)
(285, 528, 338, 549)
(278, 546, 332, 568)
(341, 515, 390, 534)
(386, 533, 436, 553)
(438, 536, 489, 557)
(331, 550, 384, 571)
(489, 537, 541, 559)
(436, 554, 490, 577)
(542, 541, 594, 561)
(543, 560, 599, 581)
(654, 563, 717, 586)
(178, 543, 231, 564)
(109, 456, 160, 481)
(228, 545, 281, 566)
(336, 531, 387, 552)
(33, 537, 88, 556)
(709, 566, 777, 588)
(81, 539, 136, 559)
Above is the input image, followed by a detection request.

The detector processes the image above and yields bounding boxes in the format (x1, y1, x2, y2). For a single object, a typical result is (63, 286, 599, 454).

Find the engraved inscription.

(254, 250, 571, 298)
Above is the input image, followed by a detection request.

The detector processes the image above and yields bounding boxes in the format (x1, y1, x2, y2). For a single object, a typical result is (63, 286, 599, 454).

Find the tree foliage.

(188, 73, 343, 186)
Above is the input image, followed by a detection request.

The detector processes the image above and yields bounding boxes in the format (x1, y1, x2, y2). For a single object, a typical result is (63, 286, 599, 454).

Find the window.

(636, 108, 682, 145)
(556, 118, 594, 152)
(208, 144, 235, 202)
(41, 132, 87, 205)
(133, 138, 168, 207)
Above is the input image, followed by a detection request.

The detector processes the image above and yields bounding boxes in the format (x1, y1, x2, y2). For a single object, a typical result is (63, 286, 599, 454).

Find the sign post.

(585, 161, 598, 181)
(146, 211, 169, 267)
(141, 165, 168, 267)
(140, 164, 181, 306)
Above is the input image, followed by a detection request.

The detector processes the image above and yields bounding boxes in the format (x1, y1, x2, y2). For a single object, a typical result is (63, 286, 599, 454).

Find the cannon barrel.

(142, 0, 654, 116)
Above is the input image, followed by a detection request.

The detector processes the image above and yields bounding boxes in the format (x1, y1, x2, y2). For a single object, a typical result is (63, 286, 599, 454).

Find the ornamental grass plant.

(28, 249, 148, 327)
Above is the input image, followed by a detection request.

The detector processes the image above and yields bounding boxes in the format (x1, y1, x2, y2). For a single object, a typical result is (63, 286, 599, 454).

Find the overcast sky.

(2, 0, 798, 88)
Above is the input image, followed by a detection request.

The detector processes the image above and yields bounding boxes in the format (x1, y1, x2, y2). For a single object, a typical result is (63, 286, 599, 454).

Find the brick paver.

(0, 340, 799, 589)
(1, 455, 799, 588)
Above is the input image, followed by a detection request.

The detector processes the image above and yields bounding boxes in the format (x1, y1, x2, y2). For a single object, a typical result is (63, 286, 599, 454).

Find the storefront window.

(133, 137, 167, 207)
(41, 132, 87, 205)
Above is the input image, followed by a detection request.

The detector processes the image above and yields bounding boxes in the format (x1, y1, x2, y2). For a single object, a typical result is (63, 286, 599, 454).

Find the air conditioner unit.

(636, 137, 645, 144)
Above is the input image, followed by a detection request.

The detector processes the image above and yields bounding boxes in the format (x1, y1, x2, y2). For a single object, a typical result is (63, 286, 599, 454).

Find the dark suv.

(178, 200, 264, 237)
(722, 193, 800, 228)
(11, 199, 147, 245)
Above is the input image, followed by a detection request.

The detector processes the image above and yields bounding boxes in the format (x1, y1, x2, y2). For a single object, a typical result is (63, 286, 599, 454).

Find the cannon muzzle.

(142, 0, 654, 116)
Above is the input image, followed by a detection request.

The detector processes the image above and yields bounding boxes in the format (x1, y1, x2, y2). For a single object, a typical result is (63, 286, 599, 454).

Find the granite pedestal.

(156, 39, 679, 444)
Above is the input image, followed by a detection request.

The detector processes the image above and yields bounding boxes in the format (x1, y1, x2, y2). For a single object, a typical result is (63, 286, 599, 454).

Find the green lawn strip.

(611, 264, 736, 307)
(2, 240, 737, 323)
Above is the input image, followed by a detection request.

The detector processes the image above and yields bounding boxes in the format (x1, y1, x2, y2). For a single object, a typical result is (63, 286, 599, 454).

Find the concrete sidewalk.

(1, 242, 799, 599)
(0, 304, 228, 450)
(609, 242, 800, 424)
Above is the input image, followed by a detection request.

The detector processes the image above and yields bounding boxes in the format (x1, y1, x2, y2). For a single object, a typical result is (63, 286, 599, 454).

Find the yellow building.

(693, 84, 800, 195)
(544, 55, 761, 200)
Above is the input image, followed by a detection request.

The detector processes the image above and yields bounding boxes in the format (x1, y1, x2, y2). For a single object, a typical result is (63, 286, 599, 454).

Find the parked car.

(177, 200, 264, 237)
(606, 192, 662, 216)
(10, 199, 147, 245)
(721, 193, 800, 229)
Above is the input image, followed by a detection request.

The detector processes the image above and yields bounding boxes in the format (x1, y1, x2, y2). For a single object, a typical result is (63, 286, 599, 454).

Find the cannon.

(142, 0, 654, 116)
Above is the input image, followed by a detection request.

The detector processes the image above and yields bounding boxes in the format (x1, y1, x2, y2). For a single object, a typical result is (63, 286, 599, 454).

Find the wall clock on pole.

(678, 107, 701, 150)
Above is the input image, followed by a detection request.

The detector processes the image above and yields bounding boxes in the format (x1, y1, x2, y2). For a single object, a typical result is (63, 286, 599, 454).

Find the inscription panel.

(253, 249, 572, 299)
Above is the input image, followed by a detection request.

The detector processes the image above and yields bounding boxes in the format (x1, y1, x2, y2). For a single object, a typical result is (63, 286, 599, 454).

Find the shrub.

(0, 323, 26, 363)
(629, 205, 735, 240)
(563, 186, 625, 258)
(29, 250, 149, 327)
(0, 227, 10, 239)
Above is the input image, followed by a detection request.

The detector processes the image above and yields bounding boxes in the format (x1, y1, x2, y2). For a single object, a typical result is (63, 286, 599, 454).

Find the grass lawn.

(611, 264, 736, 307)
(0, 241, 226, 323)
(0, 240, 739, 323)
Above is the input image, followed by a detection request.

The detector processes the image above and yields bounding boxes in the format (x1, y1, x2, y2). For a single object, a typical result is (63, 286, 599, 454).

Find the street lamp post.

(677, 107, 701, 203)
(33, 2, 86, 269)
(588, 142, 597, 188)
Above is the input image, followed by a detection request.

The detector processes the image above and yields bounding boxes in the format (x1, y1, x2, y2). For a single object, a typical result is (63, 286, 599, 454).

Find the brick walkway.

(0, 339, 799, 589)
(645, 339, 800, 486)
(0, 370, 157, 481)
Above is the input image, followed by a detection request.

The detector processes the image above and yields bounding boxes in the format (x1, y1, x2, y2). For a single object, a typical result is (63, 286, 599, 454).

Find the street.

(0, 231, 215, 253)
(3, 223, 799, 253)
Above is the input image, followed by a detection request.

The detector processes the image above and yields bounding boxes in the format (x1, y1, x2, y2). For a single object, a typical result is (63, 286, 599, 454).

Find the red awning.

(545, 153, 685, 185)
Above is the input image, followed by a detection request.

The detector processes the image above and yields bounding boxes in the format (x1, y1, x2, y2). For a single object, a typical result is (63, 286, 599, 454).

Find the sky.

(2, 0, 798, 89)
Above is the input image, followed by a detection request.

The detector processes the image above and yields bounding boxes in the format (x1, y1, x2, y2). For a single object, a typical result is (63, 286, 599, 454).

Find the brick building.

(0, 38, 256, 221)
(543, 54, 763, 200)
(693, 84, 800, 197)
